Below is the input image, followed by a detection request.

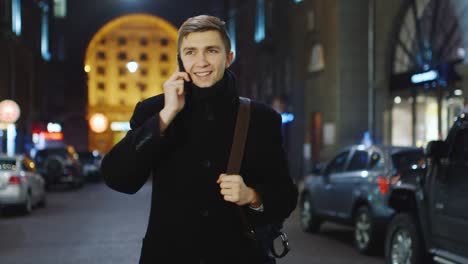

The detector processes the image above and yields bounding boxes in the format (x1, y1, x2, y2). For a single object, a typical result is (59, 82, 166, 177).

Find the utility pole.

(368, 0, 376, 141)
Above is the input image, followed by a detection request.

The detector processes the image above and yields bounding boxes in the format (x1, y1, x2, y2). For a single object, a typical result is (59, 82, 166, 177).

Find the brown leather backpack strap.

(226, 97, 251, 175)
(226, 97, 256, 240)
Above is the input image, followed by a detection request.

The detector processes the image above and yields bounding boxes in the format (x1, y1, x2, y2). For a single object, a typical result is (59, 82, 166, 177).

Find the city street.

(0, 182, 383, 264)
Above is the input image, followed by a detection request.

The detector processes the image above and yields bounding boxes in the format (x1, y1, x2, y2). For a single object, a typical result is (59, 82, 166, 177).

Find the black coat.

(101, 71, 298, 264)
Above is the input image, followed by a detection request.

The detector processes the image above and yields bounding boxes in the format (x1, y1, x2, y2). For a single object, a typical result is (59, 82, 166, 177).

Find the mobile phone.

(177, 55, 191, 94)
(177, 54, 186, 73)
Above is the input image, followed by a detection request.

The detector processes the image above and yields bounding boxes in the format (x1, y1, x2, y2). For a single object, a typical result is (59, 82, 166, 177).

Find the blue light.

(40, 4, 51, 61)
(294, 0, 303, 3)
(281, 113, 295, 124)
(228, 10, 237, 62)
(411, 70, 438, 84)
(12, 0, 22, 36)
(254, 0, 265, 43)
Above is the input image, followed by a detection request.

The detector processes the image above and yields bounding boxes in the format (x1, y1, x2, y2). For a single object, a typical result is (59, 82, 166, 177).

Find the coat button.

(201, 160, 212, 168)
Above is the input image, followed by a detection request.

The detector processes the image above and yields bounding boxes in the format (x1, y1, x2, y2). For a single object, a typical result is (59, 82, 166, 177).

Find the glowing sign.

(410, 70, 438, 84)
(111, 122, 130, 132)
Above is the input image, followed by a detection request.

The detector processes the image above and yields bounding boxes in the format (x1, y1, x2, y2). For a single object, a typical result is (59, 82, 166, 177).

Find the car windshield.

(391, 149, 424, 171)
(0, 159, 17, 171)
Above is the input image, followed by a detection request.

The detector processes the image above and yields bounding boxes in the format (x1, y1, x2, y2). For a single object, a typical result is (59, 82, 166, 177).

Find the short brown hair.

(178, 15, 231, 54)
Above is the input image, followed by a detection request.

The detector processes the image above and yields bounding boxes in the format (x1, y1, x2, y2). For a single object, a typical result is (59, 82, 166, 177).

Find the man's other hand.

(217, 174, 262, 207)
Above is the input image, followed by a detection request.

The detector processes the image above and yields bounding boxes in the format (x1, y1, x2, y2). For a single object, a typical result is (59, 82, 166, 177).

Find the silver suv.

(300, 144, 424, 254)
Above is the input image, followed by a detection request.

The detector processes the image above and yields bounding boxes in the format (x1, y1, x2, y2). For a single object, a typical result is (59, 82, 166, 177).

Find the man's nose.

(194, 53, 209, 67)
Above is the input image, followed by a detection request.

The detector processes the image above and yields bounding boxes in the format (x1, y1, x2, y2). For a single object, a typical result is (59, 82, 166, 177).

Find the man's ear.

(225, 51, 234, 68)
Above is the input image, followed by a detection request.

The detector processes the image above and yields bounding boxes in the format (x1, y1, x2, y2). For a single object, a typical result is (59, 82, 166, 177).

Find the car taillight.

(9, 176, 26, 184)
(377, 176, 389, 195)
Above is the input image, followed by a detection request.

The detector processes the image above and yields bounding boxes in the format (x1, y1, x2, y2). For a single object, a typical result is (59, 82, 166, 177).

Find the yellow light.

(84, 65, 91, 73)
(89, 113, 109, 133)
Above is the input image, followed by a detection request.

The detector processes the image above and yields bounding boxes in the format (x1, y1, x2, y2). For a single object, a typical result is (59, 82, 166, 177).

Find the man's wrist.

(159, 108, 177, 134)
(248, 188, 262, 208)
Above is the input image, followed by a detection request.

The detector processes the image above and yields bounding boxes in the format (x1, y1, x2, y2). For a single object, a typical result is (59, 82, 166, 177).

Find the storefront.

(389, 0, 466, 147)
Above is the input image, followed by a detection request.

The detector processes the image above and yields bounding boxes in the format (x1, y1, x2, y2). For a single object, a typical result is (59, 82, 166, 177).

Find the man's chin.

(193, 81, 215, 88)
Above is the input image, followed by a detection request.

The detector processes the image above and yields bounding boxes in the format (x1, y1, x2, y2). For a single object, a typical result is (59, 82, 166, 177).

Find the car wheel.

(21, 192, 33, 215)
(354, 206, 377, 254)
(385, 213, 426, 264)
(300, 193, 322, 233)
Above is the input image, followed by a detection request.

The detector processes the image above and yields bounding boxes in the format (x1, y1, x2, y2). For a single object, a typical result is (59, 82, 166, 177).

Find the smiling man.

(101, 15, 297, 264)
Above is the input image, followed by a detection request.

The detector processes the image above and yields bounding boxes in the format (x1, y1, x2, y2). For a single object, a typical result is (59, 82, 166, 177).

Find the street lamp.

(126, 60, 139, 73)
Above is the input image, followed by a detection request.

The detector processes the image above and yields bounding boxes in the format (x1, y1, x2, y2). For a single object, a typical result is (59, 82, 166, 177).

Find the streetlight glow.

(126, 61, 139, 73)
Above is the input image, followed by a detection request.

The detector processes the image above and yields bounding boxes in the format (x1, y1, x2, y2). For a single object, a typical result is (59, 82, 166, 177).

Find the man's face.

(179, 30, 233, 88)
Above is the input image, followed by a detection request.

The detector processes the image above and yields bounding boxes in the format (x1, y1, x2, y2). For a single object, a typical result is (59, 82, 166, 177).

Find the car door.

(319, 150, 351, 217)
(431, 127, 468, 256)
(332, 149, 369, 219)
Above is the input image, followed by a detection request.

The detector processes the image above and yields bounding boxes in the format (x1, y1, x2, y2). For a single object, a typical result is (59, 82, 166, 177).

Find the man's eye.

(208, 49, 218, 53)
(185, 51, 194, 55)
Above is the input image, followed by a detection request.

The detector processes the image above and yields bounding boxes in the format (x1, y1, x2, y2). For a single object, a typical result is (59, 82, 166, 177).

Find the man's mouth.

(194, 71, 213, 77)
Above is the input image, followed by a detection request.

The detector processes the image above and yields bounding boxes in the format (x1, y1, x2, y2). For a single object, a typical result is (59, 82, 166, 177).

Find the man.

(101, 15, 297, 264)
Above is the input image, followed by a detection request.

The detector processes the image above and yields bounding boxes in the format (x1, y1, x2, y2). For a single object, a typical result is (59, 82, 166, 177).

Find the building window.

(100, 38, 107, 45)
(118, 67, 126, 76)
(12, 0, 22, 36)
(117, 52, 127, 61)
(97, 66, 105, 75)
(160, 53, 169, 62)
(119, 99, 126, 106)
(97, 51, 106, 60)
(140, 37, 148, 46)
(119, 83, 127, 90)
(118, 37, 127, 46)
(98, 83, 105, 90)
(140, 68, 148, 76)
(137, 82, 147, 92)
(254, 0, 266, 43)
(161, 69, 168, 77)
(140, 53, 148, 61)
(53, 0, 67, 18)
(160, 38, 169, 46)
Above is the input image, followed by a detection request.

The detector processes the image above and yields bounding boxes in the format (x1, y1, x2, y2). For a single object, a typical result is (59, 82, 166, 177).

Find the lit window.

(254, 0, 266, 43)
(53, 0, 67, 18)
(40, 2, 51, 61)
(12, 0, 22, 36)
(228, 10, 237, 62)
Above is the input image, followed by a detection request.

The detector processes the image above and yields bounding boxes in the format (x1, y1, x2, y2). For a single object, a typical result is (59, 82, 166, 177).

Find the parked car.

(300, 144, 424, 254)
(34, 146, 84, 189)
(0, 155, 46, 214)
(77, 150, 102, 181)
(385, 113, 468, 264)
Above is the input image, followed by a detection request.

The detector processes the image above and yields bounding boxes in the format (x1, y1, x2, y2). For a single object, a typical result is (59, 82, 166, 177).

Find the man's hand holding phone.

(159, 67, 191, 134)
